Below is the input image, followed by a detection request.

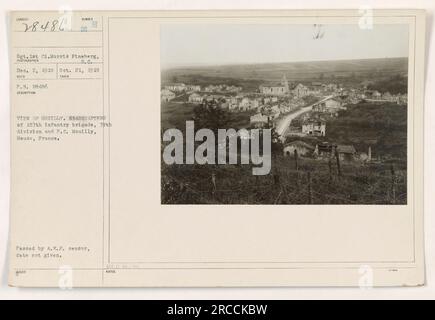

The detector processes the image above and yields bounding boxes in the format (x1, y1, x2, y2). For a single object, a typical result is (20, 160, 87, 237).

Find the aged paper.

(8, 10, 425, 287)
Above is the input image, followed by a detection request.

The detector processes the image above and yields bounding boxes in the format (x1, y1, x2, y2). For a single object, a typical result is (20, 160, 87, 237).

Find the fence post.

(295, 171, 300, 192)
(179, 182, 186, 202)
(335, 147, 342, 177)
(328, 158, 332, 184)
(274, 189, 283, 204)
(307, 171, 313, 204)
(390, 164, 396, 204)
(283, 184, 290, 204)
(211, 173, 216, 200)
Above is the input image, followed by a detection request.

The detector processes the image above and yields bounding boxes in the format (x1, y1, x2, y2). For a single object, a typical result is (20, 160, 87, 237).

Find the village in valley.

(161, 73, 407, 164)
(160, 59, 409, 205)
(158, 19, 413, 205)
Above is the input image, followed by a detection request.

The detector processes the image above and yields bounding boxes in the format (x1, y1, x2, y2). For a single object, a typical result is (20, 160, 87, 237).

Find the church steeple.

(281, 74, 289, 92)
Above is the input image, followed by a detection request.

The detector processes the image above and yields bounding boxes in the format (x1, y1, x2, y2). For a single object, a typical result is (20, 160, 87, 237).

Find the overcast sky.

(160, 24, 409, 68)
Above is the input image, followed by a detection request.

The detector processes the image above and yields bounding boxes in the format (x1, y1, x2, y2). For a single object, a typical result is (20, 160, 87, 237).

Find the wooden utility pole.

(390, 164, 396, 204)
(294, 149, 299, 171)
(295, 169, 300, 192)
(335, 148, 342, 177)
(307, 171, 313, 204)
(328, 158, 332, 184)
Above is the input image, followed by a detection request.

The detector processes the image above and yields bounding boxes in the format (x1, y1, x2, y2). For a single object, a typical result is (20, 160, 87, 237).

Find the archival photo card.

(160, 23, 410, 205)
(8, 10, 425, 287)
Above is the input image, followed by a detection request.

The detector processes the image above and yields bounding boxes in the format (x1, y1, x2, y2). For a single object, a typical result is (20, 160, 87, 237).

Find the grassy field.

(367, 74, 408, 94)
(326, 102, 407, 160)
(162, 156, 406, 205)
(161, 100, 408, 205)
(162, 74, 264, 92)
(161, 102, 196, 131)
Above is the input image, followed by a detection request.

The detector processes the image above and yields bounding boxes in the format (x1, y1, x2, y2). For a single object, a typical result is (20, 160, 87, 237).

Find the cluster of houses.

(161, 83, 202, 102)
(257, 76, 342, 98)
(161, 75, 344, 105)
(283, 140, 372, 163)
(301, 119, 327, 137)
(260, 81, 340, 98)
(161, 82, 244, 103)
(161, 78, 408, 140)
(203, 84, 242, 93)
(258, 76, 318, 98)
(161, 89, 176, 102)
(185, 87, 312, 129)
(164, 83, 201, 93)
(231, 94, 306, 112)
(286, 98, 348, 137)
(161, 77, 347, 130)
(362, 90, 408, 105)
(332, 87, 407, 105)
(161, 77, 407, 107)
(248, 97, 309, 128)
(244, 77, 341, 128)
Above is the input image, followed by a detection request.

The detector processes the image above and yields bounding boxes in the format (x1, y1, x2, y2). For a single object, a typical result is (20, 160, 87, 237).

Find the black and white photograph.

(1, 5, 430, 294)
(161, 23, 409, 205)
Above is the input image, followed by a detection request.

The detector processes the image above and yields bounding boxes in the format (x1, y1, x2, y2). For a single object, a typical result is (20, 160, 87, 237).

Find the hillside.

(162, 157, 407, 205)
(326, 102, 407, 161)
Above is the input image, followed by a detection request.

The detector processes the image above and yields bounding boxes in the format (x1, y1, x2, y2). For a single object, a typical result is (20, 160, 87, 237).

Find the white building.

(302, 120, 326, 136)
(293, 83, 310, 98)
(165, 83, 186, 92)
(188, 93, 203, 104)
(161, 89, 176, 102)
(186, 84, 201, 92)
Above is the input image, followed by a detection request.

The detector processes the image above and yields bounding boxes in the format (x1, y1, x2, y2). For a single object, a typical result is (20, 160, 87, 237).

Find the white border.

(0, 0, 433, 300)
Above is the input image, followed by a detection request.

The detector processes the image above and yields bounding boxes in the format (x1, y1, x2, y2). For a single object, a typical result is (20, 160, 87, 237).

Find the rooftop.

(285, 140, 315, 150)
(336, 145, 356, 154)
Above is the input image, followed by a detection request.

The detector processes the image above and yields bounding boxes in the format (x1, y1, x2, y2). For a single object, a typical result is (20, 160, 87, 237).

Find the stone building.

(302, 119, 326, 136)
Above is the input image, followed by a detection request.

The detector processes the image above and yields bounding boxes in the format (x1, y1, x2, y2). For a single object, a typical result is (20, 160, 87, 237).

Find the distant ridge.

(163, 57, 408, 70)
(162, 57, 408, 82)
